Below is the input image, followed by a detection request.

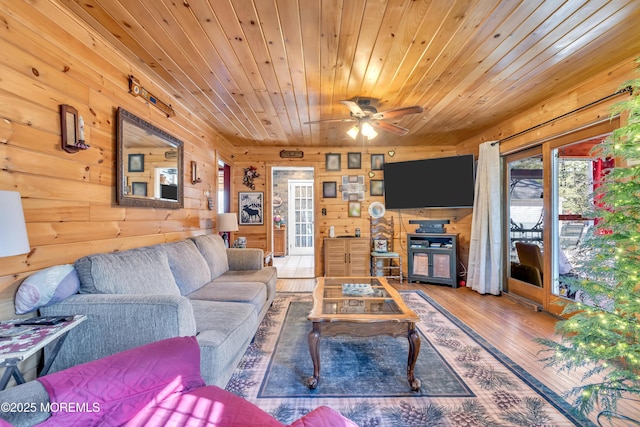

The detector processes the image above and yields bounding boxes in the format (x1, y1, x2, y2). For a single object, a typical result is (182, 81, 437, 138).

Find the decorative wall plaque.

(128, 75, 176, 117)
(280, 150, 304, 158)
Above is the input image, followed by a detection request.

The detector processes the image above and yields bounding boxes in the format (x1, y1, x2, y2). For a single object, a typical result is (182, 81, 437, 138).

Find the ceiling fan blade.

(371, 120, 409, 135)
(339, 100, 366, 118)
(373, 105, 423, 120)
(303, 118, 357, 124)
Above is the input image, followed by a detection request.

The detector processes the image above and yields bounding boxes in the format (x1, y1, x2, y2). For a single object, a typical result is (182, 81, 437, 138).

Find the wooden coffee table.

(306, 277, 421, 391)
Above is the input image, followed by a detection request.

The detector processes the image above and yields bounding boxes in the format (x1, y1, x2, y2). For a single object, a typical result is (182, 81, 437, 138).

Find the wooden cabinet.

(274, 226, 286, 257)
(407, 233, 459, 287)
(324, 238, 370, 276)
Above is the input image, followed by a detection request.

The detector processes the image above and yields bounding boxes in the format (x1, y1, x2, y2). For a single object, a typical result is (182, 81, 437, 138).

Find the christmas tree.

(536, 63, 640, 419)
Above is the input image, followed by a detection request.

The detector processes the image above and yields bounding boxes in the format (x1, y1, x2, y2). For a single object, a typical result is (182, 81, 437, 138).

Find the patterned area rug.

(226, 291, 592, 426)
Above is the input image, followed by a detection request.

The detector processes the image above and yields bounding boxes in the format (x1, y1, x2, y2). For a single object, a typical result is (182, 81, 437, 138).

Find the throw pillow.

(74, 247, 179, 296)
(162, 240, 211, 295)
(15, 264, 80, 314)
(190, 234, 230, 280)
(373, 239, 388, 252)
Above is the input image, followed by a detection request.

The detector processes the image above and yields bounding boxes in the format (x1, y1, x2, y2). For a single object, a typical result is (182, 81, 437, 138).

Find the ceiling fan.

(304, 97, 423, 139)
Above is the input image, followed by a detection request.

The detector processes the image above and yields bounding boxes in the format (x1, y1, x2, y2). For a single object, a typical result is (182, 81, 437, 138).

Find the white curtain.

(467, 141, 502, 295)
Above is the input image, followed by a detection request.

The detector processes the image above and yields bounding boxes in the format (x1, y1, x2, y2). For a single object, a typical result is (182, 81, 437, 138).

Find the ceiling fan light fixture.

(347, 125, 359, 139)
(361, 122, 377, 139)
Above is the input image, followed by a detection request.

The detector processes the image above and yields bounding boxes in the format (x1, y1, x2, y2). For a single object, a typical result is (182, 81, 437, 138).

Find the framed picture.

(239, 192, 264, 225)
(371, 154, 385, 170)
(348, 201, 361, 217)
(326, 153, 341, 171)
(128, 154, 144, 172)
(323, 181, 337, 198)
(370, 179, 384, 196)
(131, 182, 147, 197)
(348, 152, 361, 169)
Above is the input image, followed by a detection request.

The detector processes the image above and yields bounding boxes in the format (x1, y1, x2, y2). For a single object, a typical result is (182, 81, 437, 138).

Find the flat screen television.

(160, 184, 178, 200)
(383, 154, 475, 209)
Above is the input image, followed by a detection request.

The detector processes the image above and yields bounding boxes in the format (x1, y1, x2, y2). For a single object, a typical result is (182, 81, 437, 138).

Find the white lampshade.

(346, 125, 359, 140)
(217, 213, 239, 232)
(0, 191, 30, 257)
(361, 122, 378, 139)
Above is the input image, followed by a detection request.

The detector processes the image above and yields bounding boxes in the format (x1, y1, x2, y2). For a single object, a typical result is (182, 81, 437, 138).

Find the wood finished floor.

(276, 277, 636, 426)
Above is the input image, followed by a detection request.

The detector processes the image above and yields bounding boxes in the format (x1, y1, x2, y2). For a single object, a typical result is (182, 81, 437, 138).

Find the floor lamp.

(217, 213, 238, 248)
(0, 191, 30, 258)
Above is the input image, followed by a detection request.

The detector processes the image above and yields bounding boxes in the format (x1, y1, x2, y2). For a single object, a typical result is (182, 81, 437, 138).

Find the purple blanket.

(37, 336, 204, 426)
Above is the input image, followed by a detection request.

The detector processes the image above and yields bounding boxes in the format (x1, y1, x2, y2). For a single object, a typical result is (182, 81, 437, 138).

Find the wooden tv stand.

(407, 233, 458, 287)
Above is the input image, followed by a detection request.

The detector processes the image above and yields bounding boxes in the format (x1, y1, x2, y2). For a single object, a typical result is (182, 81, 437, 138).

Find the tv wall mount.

(409, 219, 450, 234)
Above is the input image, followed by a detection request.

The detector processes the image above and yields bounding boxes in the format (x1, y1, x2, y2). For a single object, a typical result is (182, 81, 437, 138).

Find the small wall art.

(348, 152, 361, 169)
(323, 181, 337, 198)
(128, 154, 144, 172)
(371, 154, 384, 170)
(243, 166, 260, 189)
(131, 182, 147, 196)
(239, 192, 264, 225)
(348, 201, 361, 217)
(326, 153, 341, 171)
(340, 175, 366, 200)
(370, 179, 384, 196)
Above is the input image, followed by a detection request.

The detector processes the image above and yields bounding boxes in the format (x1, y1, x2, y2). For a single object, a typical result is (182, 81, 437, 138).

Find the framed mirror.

(116, 107, 184, 209)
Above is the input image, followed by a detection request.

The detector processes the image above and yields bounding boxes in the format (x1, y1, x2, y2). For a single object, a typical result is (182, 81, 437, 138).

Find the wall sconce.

(191, 161, 202, 184)
(60, 104, 90, 153)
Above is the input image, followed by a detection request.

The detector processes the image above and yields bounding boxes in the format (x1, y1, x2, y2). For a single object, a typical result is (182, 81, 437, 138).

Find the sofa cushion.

(75, 246, 179, 296)
(14, 264, 80, 314)
(213, 267, 278, 301)
(161, 240, 211, 295)
(186, 282, 267, 312)
(191, 300, 258, 386)
(123, 385, 285, 427)
(190, 234, 229, 280)
(37, 336, 204, 427)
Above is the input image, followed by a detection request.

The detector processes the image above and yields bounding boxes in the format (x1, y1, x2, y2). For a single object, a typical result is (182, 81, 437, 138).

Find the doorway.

(272, 167, 315, 278)
(288, 179, 314, 255)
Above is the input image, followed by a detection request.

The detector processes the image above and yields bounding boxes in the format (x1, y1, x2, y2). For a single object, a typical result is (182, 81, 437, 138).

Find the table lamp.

(0, 190, 30, 257)
(217, 213, 238, 248)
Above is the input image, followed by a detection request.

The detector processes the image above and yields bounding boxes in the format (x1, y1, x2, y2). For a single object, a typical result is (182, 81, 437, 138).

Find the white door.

(288, 180, 314, 255)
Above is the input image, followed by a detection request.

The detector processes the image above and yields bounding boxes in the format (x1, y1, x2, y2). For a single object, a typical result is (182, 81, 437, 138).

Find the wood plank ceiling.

(60, 0, 640, 147)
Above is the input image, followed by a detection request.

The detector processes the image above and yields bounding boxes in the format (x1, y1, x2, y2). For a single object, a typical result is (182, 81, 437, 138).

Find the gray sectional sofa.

(40, 234, 277, 387)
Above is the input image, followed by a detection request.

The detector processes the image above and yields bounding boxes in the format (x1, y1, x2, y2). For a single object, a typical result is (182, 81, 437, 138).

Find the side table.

(0, 315, 87, 389)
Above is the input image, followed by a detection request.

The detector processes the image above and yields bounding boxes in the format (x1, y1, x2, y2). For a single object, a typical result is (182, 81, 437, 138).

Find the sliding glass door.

(505, 146, 545, 305)
(548, 136, 609, 314)
(502, 119, 618, 313)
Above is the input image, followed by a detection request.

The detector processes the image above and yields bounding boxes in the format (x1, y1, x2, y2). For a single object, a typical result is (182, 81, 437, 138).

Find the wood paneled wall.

(0, 1, 233, 317)
(229, 146, 472, 279)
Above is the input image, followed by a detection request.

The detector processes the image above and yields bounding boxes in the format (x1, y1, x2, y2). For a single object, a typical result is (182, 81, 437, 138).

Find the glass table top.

(319, 277, 401, 315)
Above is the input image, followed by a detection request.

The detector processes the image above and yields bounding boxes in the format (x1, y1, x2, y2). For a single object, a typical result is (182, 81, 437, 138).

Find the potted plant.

(536, 64, 640, 422)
